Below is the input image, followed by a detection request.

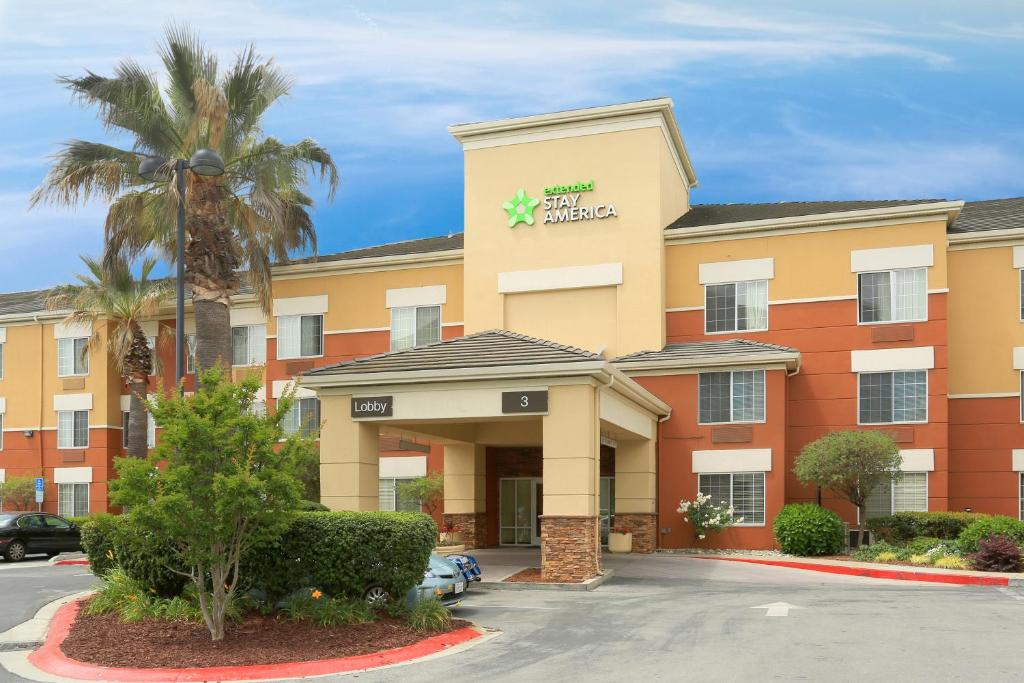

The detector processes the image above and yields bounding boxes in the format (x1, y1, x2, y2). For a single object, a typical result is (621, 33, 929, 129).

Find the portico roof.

(613, 339, 800, 373)
(302, 330, 670, 417)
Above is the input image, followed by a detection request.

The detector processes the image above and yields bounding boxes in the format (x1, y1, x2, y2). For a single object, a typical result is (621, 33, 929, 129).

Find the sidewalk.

(690, 553, 1024, 586)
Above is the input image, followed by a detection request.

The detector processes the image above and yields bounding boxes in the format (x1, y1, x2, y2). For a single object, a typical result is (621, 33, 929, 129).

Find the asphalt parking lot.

(4, 554, 1024, 683)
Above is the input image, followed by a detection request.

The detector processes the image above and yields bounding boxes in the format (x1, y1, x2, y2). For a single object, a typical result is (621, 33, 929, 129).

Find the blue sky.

(1, 1, 1022, 291)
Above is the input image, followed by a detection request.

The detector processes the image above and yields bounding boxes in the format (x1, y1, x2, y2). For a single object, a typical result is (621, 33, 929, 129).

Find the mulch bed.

(61, 603, 470, 669)
(503, 567, 574, 583)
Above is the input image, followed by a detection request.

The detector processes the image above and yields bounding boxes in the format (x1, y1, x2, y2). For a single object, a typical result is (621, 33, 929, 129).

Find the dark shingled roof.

(0, 289, 48, 317)
(948, 198, 1024, 234)
(666, 199, 946, 231)
(307, 330, 601, 376)
(614, 339, 798, 365)
(286, 233, 463, 265)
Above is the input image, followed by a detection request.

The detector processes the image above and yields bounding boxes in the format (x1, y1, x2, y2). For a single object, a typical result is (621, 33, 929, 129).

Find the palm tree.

(46, 256, 169, 458)
(32, 26, 338, 371)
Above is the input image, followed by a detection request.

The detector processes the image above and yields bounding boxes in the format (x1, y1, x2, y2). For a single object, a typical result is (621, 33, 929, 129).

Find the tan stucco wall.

(320, 394, 380, 511)
(614, 436, 657, 514)
(268, 264, 464, 334)
(503, 287, 617, 355)
(948, 245, 1023, 393)
(443, 442, 486, 514)
(461, 126, 688, 357)
(541, 384, 600, 516)
(665, 219, 949, 309)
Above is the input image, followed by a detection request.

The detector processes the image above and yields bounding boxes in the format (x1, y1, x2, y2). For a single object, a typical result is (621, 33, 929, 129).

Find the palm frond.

(30, 141, 139, 208)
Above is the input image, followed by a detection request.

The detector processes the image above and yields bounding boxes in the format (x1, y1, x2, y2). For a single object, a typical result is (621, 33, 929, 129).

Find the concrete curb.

(24, 597, 493, 682)
(477, 568, 615, 591)
(694, 556, 1016, 586)
(0, 591, 94, 646)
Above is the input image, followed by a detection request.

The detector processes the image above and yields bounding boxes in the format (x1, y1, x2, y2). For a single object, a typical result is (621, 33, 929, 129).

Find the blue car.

(364, 554, 468, 608)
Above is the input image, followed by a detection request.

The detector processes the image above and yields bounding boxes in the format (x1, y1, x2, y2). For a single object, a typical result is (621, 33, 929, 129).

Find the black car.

(0, 512, 82, 561)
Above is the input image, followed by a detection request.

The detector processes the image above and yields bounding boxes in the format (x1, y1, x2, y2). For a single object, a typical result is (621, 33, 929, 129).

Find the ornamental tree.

(794, 430, 901, 547)
(111, 366, 316, 640)
(396, 473, 445, 516)
(0, 476, 36, 511)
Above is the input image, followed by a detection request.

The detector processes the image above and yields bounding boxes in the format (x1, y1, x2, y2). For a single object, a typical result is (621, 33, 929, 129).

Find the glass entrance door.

(499, 478, 541, 546)
(600, 476, 615, 545)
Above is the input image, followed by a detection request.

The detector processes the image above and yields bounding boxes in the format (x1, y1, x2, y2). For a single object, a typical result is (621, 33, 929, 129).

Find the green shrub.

(79, 514, 120, 576)
(934, 555, 967, 570)
(407, 598, 451, 632)
(283, 589, 374, 626)
(957, 516, 1024, 554)
(243, 511, 436, 603)
(296, 500, 330, 512)
(80, 514, 187, 597)
(906, 536, 951, 556)
(908, 554, 932, 565)
(875, 551, 898, 562)
(772, 504, 845, 556)
(866, 512, 985, 544)
(83, 568, 149, 616)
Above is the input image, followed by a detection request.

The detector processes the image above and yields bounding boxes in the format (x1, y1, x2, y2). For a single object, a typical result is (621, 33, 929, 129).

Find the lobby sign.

(501, 390, 548, 414)
(351, 395, 394, 418)
(502, 181, 617, 228)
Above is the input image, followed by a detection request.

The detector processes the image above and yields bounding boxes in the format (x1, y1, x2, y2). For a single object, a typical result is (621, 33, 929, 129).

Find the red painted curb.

(693, 556, 1010, 586)
(29, 599, 483, 682)
(53, 559, 90, 566)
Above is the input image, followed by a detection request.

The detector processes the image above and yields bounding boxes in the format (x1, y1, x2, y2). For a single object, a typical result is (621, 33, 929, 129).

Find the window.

(123, 409, 158, 450)
(698, 370, 765, 424)
(865, 472, 928, 518)
(232, 324, 267, 366)
(378, 478, 421, 512)
(0, 338, 4, 379)
(1020, 372, 1024, 424)
(147, 336, 157, 372)
(58, 483, 89, 517)
(57, 410, 89, 449)
(277, 315, 323, 359)
(0, 413, 3, 451)
(390, 305, 441, 351)
(282, 397, 320, 437)
(57, 337, 89, 376)
(1020, 473, 1024, 521)
(704, 281, 767, 334)
(858, 268, 926, 323)
(1019, 269, 1023, 321)
(186, 334, 197, 374)
(859, 370, 927, 424)
(697, 472, 765, 525)
(250, 400, 267, 418)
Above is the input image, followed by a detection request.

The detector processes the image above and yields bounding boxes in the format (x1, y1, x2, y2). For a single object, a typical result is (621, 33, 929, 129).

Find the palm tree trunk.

(127, 377, 149, 458)
(186, 178, 239, 376)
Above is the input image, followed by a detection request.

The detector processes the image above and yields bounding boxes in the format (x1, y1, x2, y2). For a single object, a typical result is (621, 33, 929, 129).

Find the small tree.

(794, 430, 901, 547)
(111, 366, 316, 640)
(0, 477, 36, 511)
(397, 473, 444, 516)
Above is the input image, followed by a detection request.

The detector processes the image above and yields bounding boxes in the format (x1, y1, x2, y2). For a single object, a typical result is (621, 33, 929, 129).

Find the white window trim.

(1019, 268, 1024, 323)
(57, 337, 90, 377)
(851, 244, 934, 272)
(855, 268, 928, 326)
(697, 370, 767, 425)
(851, 346, 934, 373)
(696, 471, 766, 527)
(276, 314, 324, 360)
(703, 281, 769, 335)
(698, 257, 775, 285)
(856, 371, 929, 426)
(692, 449, 772, 473)
(385, 285, 447, 308)
(1020, 472, 1024, 522)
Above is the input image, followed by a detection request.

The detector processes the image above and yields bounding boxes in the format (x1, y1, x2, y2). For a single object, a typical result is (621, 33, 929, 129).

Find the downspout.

(36, 316, 44, 499)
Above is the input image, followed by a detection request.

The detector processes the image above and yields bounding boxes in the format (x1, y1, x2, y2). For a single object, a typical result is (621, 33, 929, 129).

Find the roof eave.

(613, 351, 801, 374)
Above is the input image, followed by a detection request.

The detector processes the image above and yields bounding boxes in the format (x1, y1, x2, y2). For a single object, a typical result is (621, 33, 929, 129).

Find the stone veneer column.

(615, 436, 658, 553)
(319, 395, 380, 511)
(541, 384, 601, 582)
(442, 443, 487, 548)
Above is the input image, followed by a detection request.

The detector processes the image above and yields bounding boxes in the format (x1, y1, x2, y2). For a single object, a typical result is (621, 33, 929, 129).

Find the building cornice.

(948, 227, 1024, 250)
(664, 201, 964, 245)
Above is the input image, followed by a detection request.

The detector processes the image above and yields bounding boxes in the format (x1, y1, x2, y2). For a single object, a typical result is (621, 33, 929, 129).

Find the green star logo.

(502, 188, 540, 227)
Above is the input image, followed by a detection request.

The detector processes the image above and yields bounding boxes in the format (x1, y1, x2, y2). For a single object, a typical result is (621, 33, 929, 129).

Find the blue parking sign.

(35, 477, 44, 505)
(34, 477, 44, 492)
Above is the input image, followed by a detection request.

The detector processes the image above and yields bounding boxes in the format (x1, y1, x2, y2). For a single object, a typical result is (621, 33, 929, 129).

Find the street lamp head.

(138, 155, 170, 182)
(189, 148, 225, 177)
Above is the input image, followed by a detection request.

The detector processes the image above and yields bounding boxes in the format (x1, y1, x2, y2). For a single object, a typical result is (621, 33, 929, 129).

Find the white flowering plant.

(677, 492, 743, 540)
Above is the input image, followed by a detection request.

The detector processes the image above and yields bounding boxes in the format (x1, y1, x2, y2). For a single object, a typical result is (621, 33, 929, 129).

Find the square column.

(615, 436, 658, 553)
(319, 394, 380, 511)
(443, 443, 487, 548)
(541, 384, 601, 582)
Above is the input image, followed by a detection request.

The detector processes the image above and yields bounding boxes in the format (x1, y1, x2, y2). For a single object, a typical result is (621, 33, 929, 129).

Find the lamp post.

(138, 150, 225, 388)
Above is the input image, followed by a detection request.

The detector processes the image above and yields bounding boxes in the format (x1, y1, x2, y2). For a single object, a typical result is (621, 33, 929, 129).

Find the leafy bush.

(83, 568, 149, 617)
(407, 598, 451, 632)
(296, 500, 330, 512)
(906, 536, 945, 555)
(772, 504, 845, 556)
(958, 516, 1024, 554)
(867, 512, 985, 544)
(79, 514, 186, 597)
(243, 511, 437, 604)
(934, 555, 968, 570)
(908, 554, 932, 565)
(851, 540, 899, 561)
(875, 551, 898, 563)
(971, 535, 1023, 572)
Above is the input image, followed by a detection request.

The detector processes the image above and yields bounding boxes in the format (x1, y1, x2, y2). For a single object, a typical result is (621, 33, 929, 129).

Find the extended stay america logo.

(501, 181, 617, 228)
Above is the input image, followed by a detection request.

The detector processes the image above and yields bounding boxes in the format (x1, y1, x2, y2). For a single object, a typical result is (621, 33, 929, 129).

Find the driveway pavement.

(5, 553, 1024, 682)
